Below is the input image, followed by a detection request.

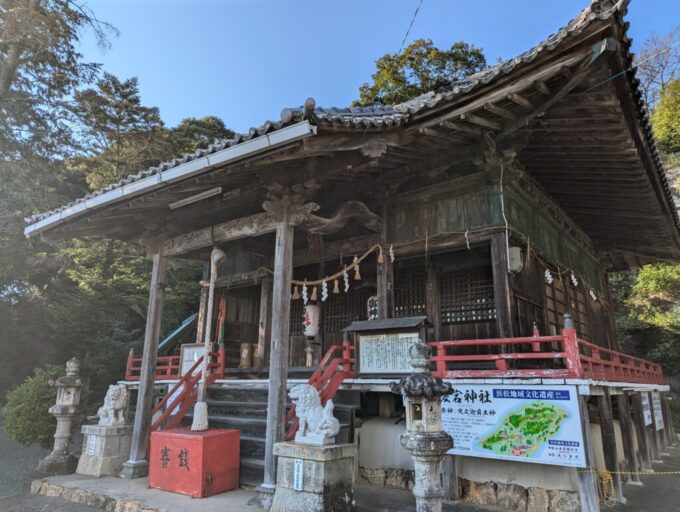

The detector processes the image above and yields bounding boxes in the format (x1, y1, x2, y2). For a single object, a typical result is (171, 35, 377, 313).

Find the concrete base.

(35, 452, 78, 476)
(271, 442, 356, 512)
(76, 425, 132, 477)
(119, 459, 148, 479)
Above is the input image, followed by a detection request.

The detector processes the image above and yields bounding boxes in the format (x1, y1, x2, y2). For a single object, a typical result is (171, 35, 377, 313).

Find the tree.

(651, 80, 680, 153)
(635, 27, 680, 108)
(355, 39, 486, 106)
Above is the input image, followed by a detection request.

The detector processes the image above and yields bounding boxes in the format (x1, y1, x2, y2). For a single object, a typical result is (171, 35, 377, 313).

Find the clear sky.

(79, 0, 680, 133)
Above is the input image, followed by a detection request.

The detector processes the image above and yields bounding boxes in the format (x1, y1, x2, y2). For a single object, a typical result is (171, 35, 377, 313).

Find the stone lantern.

(37, 357, 82, 475)
(391, 341, 453, 512)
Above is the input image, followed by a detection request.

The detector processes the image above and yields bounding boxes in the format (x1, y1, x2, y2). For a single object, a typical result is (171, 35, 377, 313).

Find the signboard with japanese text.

(441, 383, 586, 468)
(652, 392, 664, 431)
(641, 394, 653, 426)
(359, 332, 419, 374)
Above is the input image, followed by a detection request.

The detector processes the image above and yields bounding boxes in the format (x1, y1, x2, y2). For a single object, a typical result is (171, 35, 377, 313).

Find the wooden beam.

(263, 216, 295, 488)
(195, 265, 209, 343)
(426, 264, 441, 341)
(484, 102, 516, 121)
(460, 112, 501, 131)
(533, 79, 551, 95)
(439, 120, 482, 137)
(121, 249, 167, 479)
(506, 92, 533, 109)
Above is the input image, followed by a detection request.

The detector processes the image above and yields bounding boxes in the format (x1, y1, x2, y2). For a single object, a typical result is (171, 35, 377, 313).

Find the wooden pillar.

(262, 216, 294, 490)
(616, 393, 641, 484)
(663, 395, 676, 442)
(597, 388, 624, 502)
(577, 395, 601, 512)
(660, 394, 673, 447)
(255, 276, 272, 369)
(649, 392, 662, 459)
(442, 455, 459, 501)
(630, 391, 653, 472)
(426, 263, 441, 341)
(121, 250, 167, 479)
(195, 264, 210, 344)
(490, 233, 513, 338)
(377, 254, 394, 319)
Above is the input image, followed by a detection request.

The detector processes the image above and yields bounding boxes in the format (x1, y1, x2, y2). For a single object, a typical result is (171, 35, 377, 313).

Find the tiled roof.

(31, 0, 677, 235)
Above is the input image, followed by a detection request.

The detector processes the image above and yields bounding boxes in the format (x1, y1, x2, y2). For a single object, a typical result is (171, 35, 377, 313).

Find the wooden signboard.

(358, 331, 419, 374)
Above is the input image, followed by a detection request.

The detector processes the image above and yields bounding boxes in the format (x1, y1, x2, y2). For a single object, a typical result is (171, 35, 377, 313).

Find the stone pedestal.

(76, 425, 132, 477)
(271, 442, 356, 512)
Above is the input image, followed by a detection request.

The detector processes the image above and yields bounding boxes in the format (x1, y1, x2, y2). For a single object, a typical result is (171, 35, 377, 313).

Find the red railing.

(429, 322, 664, 384)
(125, 347, 225, 381)
(149, 356, 222, 432)
(285, 340, 356, 441)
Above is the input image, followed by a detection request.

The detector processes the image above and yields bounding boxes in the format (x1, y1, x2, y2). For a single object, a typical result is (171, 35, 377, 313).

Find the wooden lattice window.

(514, 295, 545, 337)
(290, 298, 304, 335)
(570, 285, 591, 340)
(438, 268, 495, 324)
(394, 266, 426, 318)
(545, 276, 568, 335)
(323, 287, 373, 333)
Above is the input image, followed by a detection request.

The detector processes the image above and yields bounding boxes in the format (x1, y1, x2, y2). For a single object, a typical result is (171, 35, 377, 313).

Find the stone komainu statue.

(97, 384, 129, 426)
(289, 383, 340, 444)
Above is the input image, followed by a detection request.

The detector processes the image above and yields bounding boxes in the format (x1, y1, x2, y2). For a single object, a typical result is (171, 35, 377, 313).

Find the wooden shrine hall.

(24, 1, 679, 510)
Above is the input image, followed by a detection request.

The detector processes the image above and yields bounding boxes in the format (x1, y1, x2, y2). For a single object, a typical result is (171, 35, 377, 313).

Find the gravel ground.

(0, 424, 49, 497)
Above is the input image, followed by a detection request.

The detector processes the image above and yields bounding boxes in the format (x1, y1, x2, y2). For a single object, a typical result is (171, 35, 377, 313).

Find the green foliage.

(4, 365, 63, 448)
(627, 263, 680, 333)
(355, 39, 486, 106)
(652, 81, 680, 153)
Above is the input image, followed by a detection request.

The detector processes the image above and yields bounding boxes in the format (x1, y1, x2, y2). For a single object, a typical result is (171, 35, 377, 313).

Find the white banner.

(641, 394, 653, 426)
(442, 383, 586, 468)
(652, 392, 664, 431)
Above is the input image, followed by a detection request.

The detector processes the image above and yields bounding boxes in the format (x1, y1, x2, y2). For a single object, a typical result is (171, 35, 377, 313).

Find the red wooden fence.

(125, 347, 225, 381)
(429, 323, 663, 384)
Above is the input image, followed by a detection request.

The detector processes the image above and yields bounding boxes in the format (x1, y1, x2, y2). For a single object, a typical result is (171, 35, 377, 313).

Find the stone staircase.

(184, 385, 360, 487)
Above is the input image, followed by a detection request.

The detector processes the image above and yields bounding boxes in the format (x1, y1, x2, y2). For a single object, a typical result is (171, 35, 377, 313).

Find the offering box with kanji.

(149, 428, 239, 497)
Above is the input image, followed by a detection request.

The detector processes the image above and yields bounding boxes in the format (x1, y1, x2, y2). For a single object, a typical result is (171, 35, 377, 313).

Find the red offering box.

(149, 428, 239, 497)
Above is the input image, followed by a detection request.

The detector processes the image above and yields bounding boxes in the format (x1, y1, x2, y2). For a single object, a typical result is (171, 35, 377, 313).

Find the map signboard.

(641, 394, 653, 426)
(441, 383, 586, 468)
(359, 332, 419, 374)
(652, 392, 664, 431)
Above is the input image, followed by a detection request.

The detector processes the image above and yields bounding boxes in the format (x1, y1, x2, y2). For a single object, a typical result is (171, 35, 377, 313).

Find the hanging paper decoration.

(544, 269, 553, 285)
(302, 281, 309, 305)
(389, 244, 395, 263)
(589, 289, 598, 301)
(353, 255, 361, 281)
(292, 285, 300, 300)
(570, 272, 579, 287)
(310, 285, 318, 302)
(343, 270, 350, 293)
(321, 280, 328, 302)
(377, 246, 384, 265)
(333, 278, 340, 294)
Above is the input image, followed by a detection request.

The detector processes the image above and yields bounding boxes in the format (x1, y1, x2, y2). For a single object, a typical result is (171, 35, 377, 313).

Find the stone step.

(240, 457, 264, 488)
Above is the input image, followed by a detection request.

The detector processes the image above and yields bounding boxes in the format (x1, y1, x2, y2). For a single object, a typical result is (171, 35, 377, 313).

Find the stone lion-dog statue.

(289, 384, 341, 445)
(97, 384, 129, 426)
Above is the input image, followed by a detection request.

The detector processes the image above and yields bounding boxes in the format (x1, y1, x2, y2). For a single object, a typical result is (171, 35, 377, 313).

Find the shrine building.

(24, 0, 678, 510)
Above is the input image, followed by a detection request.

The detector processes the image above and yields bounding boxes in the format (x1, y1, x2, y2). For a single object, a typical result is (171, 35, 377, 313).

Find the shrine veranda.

(24, 1, 680, 510)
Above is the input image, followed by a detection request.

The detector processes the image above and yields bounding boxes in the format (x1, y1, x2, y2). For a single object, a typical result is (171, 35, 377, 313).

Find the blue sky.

(79, 0, 680, 133)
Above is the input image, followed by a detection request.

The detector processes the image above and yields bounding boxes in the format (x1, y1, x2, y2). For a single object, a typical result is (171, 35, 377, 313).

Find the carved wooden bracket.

(298, 200, 382, 235)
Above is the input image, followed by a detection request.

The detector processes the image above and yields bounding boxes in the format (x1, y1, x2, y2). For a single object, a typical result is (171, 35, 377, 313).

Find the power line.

(584, 39, 680, 94)
(397, 0, 424, 57)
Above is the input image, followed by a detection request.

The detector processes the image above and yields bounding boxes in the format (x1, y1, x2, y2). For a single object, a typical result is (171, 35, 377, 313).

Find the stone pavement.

(29, 473, 504, 512)
(611, 442, 680, 512)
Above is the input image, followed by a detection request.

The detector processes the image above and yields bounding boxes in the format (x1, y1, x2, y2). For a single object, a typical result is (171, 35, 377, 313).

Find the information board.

(359, 332, 419, 374)
(441, 383, 586, 468)
(652, 392, 664, 431)
(641, 394, 653, 426)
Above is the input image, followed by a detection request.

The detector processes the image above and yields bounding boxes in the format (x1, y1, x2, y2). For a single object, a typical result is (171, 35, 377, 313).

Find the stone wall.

(460, 479, 580, 512)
